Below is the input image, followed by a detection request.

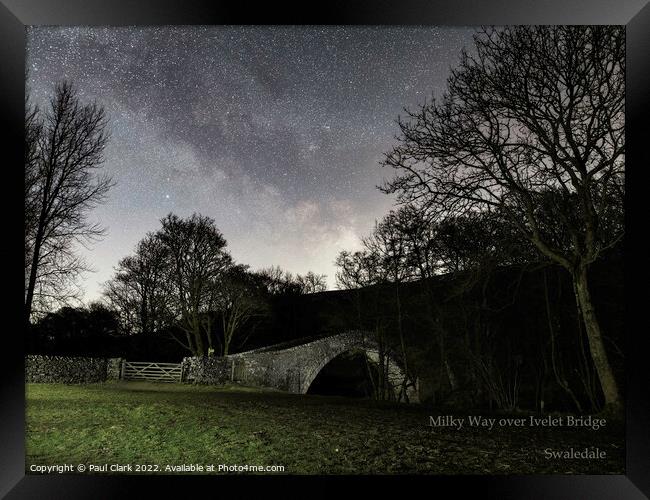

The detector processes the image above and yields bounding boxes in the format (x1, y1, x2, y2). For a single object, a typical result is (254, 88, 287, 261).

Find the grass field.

(26, 382, 624, 475)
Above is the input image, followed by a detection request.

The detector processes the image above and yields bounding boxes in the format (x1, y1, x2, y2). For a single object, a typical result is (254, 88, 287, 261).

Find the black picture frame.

(2, 1, 648, 498)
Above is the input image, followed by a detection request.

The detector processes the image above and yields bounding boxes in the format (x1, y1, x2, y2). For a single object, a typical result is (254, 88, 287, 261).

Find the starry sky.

(26, 26, 476, 303)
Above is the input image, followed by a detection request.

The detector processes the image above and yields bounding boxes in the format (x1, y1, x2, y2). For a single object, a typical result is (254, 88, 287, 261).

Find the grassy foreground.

(26, 382, 624, 475)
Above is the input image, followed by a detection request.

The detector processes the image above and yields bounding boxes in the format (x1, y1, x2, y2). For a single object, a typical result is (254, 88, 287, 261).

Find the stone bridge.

(182, 330, 418, 402)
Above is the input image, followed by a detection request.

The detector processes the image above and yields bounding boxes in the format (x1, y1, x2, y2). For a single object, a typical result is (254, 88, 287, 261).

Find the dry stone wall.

(180, 356, 230, 384)
(26, 355, 123, 383)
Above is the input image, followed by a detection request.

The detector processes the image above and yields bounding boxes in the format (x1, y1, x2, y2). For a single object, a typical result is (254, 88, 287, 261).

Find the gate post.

(120, 359, 126, 380)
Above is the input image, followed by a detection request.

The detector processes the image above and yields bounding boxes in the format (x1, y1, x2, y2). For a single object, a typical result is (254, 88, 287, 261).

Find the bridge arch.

(298, 331, 417, 402)
(198, 330, 418, 403)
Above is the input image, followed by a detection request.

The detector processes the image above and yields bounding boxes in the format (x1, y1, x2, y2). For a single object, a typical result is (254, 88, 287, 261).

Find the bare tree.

(25, 95, 43, 295)
(335, 249, 393, 401)
(102, 233, 171, 336)
(254, 266, 303, 296)
(211, 265, 268, 356)
(336, 215, 420, 402)
(295, 271, 328, 294)
(365, 214, 420, 402)
(381, 26, 624, 412)
(335, 250, 385, 291)
(254, 266, 327, 296)
(155, 213, 234, 356)
(390, 206, 453, 402)
(25, 81, 113, 323)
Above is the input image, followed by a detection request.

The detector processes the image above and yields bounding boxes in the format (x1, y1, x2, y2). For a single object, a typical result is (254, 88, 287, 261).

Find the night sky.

(26, 26, 476, 303)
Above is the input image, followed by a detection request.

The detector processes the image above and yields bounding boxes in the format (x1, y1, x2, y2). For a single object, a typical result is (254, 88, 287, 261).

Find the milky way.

(26, 26, 476, 302)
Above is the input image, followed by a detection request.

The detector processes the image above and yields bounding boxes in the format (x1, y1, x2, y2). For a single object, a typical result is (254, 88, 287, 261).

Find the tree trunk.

(185, 330, 195, 354)
(25, 221, 45, 325)
(572, 265, 621, 411)
(394, 282, 410, 403)
(141, 294, 149, 336)
(223, 312, 235, 356)
(25, 241, 40, 324)
(205, 315, 214, 356)
(375, 322, 387, 400)
(544, 268, 583, 413)
(192, 316, 205, 357)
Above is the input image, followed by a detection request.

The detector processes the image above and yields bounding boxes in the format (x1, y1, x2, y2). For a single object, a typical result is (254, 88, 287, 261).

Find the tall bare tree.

(336, 215, 420, 402)
(25, 82, 113, 322)
(335, 248, 393, 401)
(25, 95, 43, 289)
(381, 26, 624, 411)
(155, 213, 234, 356)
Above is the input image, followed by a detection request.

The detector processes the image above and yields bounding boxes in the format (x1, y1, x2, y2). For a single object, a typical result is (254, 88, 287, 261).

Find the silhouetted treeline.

(101, 212, 328, 358)
(27, 245, 623, 413)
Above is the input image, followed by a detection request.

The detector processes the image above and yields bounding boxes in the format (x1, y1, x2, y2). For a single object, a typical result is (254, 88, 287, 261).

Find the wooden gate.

(121, 361, 182, 382)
